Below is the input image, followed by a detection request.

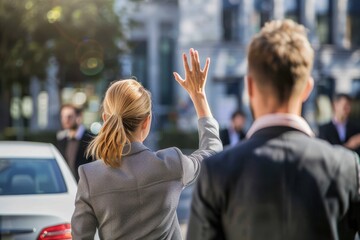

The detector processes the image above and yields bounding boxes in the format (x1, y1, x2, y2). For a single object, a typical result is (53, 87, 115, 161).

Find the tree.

(0, 0, 135, 135)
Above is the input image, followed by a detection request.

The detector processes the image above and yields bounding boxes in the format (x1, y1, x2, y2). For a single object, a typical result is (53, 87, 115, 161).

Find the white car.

(0, 141, 77, 240)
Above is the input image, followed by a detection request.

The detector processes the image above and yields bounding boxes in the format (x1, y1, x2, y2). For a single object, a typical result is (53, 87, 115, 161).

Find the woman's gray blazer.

(71, 117, 222, 240)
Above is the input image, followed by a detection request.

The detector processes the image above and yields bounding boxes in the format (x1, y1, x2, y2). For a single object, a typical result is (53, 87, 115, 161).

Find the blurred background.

(1, 0, 360, 149)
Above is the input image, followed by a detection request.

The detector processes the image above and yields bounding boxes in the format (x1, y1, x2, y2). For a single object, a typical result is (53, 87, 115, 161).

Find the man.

(220, 109, 247, 147)
(187, 20, 360, 240)
(57, 104, 93, 182)
(319, 93, 360, 155)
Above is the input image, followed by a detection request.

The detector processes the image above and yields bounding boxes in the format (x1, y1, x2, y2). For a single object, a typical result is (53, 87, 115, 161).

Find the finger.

(195, 50, 200, 64)
(182, 53, 191, 72)
(202, 58, 210, 75)
(195, 50, 201, 71)
(190, 49, 199, 72)
(173, 72, 185, 86)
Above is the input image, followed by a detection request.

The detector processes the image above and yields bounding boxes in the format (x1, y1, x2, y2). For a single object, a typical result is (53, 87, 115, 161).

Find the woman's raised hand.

(173, 48, 212, 118)
(173, 48, 210, 97)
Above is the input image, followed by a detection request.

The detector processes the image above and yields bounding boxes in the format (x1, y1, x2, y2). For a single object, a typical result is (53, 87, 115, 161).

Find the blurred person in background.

(187, 20, 360, 240)
(319, 93, 360, 156)
(71, 49, 222, 240)
(220, 109, 247, 148)
(57, 104, 93, 182)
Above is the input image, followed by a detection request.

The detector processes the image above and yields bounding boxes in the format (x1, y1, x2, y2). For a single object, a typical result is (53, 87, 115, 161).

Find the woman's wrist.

(190, 93, 212, 118)
(189, 91, 206, 100)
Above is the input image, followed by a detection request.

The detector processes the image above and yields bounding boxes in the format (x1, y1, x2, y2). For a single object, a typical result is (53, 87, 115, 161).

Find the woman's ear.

(102, 112, 107, 122)
(141, 115, 151, 130)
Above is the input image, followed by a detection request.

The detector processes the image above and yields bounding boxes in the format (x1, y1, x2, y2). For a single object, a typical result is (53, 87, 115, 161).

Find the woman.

(71, 48, 222, 240)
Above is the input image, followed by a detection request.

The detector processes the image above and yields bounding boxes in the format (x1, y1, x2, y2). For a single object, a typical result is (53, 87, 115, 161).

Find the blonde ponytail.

(87, 79, 151, 168)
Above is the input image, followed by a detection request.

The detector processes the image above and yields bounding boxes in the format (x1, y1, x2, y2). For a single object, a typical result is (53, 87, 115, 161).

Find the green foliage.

(0, 128, 57, 145)
(0, 0, 128, 88)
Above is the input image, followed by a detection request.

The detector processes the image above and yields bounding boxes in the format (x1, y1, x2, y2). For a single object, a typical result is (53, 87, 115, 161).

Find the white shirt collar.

(229, 128, 240, 146)
(74, 125, 86, 140)
(332, 118, 347, 142)
(56, 125, 86, 141)
(246, 113, 314, 139)
(332, 118, 347, 127)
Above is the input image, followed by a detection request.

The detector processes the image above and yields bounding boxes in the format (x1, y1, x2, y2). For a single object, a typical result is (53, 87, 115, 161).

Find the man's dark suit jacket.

(220, 128, 246, 147)
(187, 126, 360, 240)
(57, 130, 93, 182)
(319, 121, 360, 156)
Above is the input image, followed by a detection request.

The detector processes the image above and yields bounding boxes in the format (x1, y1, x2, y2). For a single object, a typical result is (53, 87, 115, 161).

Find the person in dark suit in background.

(187, 20, 360, 240)
(220, 109, 246, 147)
(319, 93, 360, 155)
(57, 104, 93, 182)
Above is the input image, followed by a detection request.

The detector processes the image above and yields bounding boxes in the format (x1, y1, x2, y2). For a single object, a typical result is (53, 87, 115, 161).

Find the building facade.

(3, 0, 359, 141)
(115, 0, 179, 148)
(176, 0, 360, 130)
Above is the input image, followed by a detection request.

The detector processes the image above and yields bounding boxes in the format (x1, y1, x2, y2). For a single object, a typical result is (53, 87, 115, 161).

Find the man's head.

(231, 110, 246, 133)
(60, 104, 82, 130)
(247, 19, 314, 118)
(332, 93, 352, 123)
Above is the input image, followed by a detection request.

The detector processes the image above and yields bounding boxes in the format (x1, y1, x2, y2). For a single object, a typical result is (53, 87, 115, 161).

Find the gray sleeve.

(71, 166, 98, 240)
(176, 117, 223, 186)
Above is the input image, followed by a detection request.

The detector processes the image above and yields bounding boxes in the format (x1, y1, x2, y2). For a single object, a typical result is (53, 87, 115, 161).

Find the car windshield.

(0, 158, 67, 195)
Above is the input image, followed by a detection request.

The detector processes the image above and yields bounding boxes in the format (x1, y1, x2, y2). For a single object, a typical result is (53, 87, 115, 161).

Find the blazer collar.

(123, 142, 150, 156)
(246, 113, 314, 139)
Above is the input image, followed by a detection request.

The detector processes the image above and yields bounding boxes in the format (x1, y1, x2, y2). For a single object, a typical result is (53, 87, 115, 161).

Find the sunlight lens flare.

(47, 6, 62, 23)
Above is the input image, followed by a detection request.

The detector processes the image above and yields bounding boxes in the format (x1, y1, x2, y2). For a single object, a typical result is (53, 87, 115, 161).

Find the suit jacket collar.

(328, 121, 342, 143)
(246, 113, 314, 139)
(124, 142, 150, 156)
(330, 120, 358, 143)
(250, 126, 310, 139)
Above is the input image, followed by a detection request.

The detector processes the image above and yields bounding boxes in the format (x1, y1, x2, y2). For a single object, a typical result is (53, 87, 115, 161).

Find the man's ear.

(301, 77, 314, 103)
(246, 75, 254, 98)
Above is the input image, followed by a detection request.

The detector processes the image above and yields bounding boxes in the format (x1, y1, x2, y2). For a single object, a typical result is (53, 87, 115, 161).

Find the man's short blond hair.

(248, 19, 314, 103)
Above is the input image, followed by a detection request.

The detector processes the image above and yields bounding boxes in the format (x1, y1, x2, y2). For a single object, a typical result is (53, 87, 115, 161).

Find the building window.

(159, 22, 175, 106)
(316, 0, 333, 44)
(159, 37, 174, 105)
(285, 0, 300, 22)
(350, 79, 360, 125)
(351, 79, 360, 99)
(317, 76, 335, 100)
(315, 76, 335, 124)
(347, 0, 360, 48)
(222, 0, 240, 41)
(213, 76, 244, 106)
(130, 40, 148, 88)
(254, 0, 272, 29)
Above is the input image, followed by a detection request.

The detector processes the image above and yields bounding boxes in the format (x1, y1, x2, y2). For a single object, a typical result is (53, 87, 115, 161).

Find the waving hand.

(173, 48, 212, 118)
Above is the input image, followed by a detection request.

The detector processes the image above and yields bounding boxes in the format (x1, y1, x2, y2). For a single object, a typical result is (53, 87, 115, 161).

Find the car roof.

(0, 141, 56, 158)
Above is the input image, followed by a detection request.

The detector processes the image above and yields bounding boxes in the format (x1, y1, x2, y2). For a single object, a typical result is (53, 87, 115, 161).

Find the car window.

(0, 158, 67, 195)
